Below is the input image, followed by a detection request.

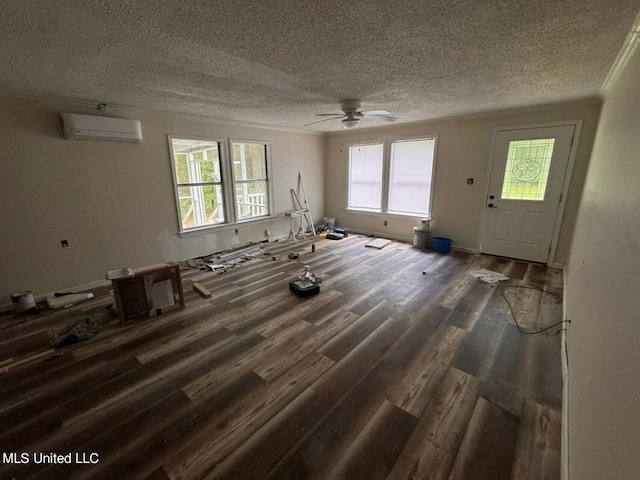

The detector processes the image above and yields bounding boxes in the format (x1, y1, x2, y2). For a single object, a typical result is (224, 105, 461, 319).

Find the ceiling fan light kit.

(342, 110, 362, 128)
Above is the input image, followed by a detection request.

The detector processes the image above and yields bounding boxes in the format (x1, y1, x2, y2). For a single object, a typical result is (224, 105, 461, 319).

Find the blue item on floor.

(334, 227, 349, 237)
(432, 237, 453, 253)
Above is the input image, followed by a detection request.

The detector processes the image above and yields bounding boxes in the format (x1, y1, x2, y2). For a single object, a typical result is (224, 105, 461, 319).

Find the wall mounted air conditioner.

(61, 113, 143, 142)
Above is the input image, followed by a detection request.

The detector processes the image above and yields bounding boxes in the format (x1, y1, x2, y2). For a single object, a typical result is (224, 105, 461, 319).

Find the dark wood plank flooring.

(0, 235, 563, 479)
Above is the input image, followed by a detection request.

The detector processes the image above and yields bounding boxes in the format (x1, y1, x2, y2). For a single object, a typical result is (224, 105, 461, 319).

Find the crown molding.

(601, 10, 640, 95)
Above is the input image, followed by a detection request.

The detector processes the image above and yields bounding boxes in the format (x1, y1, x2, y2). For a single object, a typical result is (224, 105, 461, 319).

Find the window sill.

(177, 215, 276, 238)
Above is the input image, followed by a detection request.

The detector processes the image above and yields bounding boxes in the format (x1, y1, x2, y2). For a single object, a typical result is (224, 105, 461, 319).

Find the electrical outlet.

(234, 228, 239, 235)
(384, 220, 388, 226)
(265, 229, 271, 237)
(61, 240, 69, 248)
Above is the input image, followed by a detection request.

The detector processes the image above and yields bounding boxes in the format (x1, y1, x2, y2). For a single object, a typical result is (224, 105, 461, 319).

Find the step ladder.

(286, 172, 316, 243)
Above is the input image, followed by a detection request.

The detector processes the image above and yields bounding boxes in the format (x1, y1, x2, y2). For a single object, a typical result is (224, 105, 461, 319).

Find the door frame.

(478, 120, 583, 267)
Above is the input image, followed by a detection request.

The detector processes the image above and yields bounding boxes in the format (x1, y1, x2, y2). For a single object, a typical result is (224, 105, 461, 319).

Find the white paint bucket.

(11, 291, 36, 313)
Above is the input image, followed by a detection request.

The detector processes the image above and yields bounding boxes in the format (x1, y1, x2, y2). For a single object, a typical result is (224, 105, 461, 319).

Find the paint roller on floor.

(46, 292, 94, 309)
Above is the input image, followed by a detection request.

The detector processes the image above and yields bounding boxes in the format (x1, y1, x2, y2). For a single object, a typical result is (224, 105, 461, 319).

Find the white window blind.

(388, 138, 435, 216)
(347, 143, 384, 211)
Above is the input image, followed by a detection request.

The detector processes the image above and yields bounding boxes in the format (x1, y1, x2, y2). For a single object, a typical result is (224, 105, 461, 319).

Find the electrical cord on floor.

(501, 285, 570, 335)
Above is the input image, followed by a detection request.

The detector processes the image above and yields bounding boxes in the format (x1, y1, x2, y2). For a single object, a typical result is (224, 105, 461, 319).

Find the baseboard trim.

(0, 278, 111, 313)
(561, 268, 570, 480)
(452, 245, 477, 254)
(346, 228, 477, 255)
(347, 228, 413, 243)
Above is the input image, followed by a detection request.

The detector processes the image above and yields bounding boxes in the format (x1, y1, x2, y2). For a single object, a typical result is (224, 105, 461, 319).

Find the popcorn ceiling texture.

(1, 0, 639, 131)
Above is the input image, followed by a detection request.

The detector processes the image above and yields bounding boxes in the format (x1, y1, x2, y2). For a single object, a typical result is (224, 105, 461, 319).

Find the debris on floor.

(289, 265, 321, 297)
(322, 216, 336, 230)
(204, 263, 228, 271)
(288, 251, 300, 259)
(179, 244, 262, 273)
(469, 269, 510, 284)
(315, 224, 329, 234)
(0, 349, 57, 374)
(192, 282, 212, 298)
(50, 316, 100, 348)
(365, 238, 392, 249)
(326, 232, 344, 240)
(46, 292, 95, 309)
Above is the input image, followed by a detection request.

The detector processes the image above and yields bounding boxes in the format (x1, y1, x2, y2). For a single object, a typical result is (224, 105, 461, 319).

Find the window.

(347, 143, 384, 211)
(169, 136, 272, 232)
(231, 141, 270, 220)
(347, 137, 436, 216)
(388, 139, 435, 215)
(170, 138, 225, 230)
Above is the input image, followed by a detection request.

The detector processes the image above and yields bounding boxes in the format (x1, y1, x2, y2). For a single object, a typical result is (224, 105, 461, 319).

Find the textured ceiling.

(2, 0, 639, 131)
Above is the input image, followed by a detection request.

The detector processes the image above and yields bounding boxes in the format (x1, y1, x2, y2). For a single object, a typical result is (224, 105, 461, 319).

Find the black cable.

(500, 285, 570, 335)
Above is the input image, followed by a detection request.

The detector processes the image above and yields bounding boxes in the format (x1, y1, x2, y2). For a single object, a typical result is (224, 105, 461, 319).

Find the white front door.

(480, 125, 575, 263)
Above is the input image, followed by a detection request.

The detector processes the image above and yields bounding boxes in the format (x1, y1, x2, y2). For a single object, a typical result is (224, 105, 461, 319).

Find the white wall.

(0, 96, 324, 303)
(324, 100, 601, 262)
(565, 43, 640, 479)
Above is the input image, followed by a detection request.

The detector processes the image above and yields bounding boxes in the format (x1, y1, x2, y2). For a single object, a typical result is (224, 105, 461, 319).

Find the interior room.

(1, 1, 639, 479)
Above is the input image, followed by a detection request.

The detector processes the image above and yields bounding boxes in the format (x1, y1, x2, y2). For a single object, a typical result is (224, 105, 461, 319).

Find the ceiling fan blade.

(304, 116, 344, 126)
(361, 109, 392, 116)
(315, 113, 344, 117)
(364, 114, 398, 122)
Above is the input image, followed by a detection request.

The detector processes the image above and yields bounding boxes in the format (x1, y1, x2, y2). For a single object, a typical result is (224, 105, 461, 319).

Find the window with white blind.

(347, 137, 436, 216)
(347, 143, 384, 211)
(388, 138, 436, 215)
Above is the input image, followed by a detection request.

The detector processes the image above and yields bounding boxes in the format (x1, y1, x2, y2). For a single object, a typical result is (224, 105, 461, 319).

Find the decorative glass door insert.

(501, 138, 555, 201)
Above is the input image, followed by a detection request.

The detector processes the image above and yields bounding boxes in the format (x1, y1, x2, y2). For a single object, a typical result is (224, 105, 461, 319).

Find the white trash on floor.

(469, 269, 510, 284)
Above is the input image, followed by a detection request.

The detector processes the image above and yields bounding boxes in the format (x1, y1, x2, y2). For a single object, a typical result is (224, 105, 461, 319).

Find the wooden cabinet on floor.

(110, 263, 185, 325)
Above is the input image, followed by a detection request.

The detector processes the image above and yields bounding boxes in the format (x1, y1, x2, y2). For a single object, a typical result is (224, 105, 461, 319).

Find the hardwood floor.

(0, 235, 563, 480)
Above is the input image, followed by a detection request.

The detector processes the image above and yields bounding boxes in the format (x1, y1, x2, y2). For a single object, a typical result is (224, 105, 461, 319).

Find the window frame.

(346, 135, 438, 218)
(168, 135, 274, 235)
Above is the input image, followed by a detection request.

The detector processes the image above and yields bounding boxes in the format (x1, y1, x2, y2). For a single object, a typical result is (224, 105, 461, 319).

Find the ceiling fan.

(306, 99, 398, 128)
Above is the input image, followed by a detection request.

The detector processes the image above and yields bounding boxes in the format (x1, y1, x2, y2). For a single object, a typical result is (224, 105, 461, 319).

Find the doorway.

(480, 124, 576, 263)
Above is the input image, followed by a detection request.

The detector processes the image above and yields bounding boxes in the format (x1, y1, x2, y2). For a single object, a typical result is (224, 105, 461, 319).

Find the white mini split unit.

(61, 113, 143, 142)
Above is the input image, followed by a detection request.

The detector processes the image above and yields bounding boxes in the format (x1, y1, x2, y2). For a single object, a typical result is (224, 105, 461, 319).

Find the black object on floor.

(289, 280, 320, 297)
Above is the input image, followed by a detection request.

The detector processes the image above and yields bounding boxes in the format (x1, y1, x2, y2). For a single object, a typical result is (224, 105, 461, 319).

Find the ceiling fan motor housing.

(340, 99, 362, 113)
